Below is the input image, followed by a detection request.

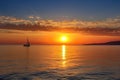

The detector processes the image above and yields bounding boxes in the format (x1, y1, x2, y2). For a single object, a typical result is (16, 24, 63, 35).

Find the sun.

(61, 36, 67, 43)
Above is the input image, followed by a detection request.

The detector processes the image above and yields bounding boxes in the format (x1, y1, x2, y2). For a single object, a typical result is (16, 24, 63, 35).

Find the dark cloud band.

(0, 16, 120, 36)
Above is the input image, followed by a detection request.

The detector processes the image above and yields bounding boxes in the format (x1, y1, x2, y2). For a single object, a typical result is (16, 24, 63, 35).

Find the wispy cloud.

(0, 29, 24, 34)
(0, 16, 120, 36)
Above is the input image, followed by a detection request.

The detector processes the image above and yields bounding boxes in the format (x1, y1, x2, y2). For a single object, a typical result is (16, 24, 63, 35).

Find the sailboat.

(24, 38, 30, 47)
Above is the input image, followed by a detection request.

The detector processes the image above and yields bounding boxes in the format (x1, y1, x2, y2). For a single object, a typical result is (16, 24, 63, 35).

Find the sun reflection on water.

(62, 45, 66, 60)
(62, 45, 66, 68)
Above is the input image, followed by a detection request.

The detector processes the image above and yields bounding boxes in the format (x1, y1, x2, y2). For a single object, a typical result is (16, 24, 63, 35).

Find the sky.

(0, 0, 120, 19)
(0, 0, 120, 44)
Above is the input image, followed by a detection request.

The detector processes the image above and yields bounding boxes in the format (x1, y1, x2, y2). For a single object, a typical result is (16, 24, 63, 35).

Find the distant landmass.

(85, 41, 120, 45)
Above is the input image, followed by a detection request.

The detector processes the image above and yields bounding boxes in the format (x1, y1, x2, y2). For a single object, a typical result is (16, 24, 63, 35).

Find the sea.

(0, 45, 120, 80)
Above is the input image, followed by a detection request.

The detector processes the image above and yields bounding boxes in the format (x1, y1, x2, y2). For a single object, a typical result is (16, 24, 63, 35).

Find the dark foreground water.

(0, 45, 120, 80)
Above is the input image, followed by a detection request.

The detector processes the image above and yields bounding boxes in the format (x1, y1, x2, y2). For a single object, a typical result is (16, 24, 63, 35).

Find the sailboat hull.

(24, 44, 30, 47)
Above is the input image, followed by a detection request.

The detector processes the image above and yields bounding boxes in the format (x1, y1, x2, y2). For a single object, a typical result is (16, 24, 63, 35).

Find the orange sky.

(0, 30, 120, 45)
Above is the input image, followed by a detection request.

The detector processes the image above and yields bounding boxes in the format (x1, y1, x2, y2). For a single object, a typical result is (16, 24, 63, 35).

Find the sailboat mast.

(27, 38, 30, 43)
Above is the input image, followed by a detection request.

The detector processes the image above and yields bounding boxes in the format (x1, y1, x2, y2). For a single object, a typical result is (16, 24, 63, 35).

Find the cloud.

(0, 16, 120, 36)
(28, 16, 34, 19)
(0, 29, 24, 34)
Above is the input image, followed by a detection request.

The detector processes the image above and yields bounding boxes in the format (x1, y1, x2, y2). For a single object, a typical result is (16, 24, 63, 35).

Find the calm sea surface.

(0, 45, 120, 80)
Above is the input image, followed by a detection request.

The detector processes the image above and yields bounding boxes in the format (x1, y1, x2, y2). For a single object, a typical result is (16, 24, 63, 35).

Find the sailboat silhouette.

(24, 38, 30, 47)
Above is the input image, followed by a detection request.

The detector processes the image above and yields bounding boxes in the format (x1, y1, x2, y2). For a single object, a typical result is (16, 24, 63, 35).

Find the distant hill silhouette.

(85, 41, 120, 45)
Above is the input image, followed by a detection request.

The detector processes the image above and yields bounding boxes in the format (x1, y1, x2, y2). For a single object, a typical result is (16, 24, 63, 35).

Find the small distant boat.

(24, 38, 30, 47)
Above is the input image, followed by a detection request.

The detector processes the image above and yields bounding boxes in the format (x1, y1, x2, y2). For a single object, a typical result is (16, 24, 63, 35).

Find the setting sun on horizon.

(61, 36, 68, 43)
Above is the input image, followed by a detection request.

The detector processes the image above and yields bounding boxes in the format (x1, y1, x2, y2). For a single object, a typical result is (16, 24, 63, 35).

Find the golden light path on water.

(62, 45, 66, 68)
